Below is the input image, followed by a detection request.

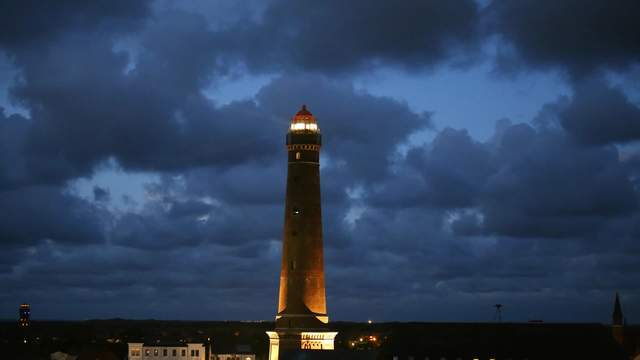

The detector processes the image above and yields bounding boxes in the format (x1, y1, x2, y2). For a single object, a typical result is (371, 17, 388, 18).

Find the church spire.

(612, 292, 624, 326)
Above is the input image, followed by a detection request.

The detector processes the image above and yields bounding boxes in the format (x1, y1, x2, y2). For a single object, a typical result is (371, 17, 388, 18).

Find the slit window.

(295, 151, 301, 160)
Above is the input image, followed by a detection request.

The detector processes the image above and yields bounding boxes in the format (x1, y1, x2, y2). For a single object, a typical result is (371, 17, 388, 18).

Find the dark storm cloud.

(323, 117, 640, 320)
(0, 0, 151, 49)
(185, 161, 286, 205)
(0, 240, 281, 319)
(5, 0, 633, 191)
(557, 78, 640, 145)
(0, 0, 457, 193)
(111, 200, 283, 250)
(1, 0, 640, 322)
(370, 128, 493, 209)
(4, 11, 279, 186)
(0, 109, 30, 189)
(0, 185, 107, 246)
(92, 186, 110, 202)
(488, 0, 640, 77)
(110, 176, 284, 250)
(480, 122, 637, 238)
(218, 0, 481, 72)
(365, 105, 639, 240)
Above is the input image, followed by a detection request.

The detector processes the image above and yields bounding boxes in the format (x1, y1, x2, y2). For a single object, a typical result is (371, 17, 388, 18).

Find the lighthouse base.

(266, 330, 338, 360)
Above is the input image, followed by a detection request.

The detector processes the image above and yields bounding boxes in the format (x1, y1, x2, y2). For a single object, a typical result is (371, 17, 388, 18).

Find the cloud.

(93, 186, 110, 202)
(0, 0, 151, 50)
(480, 122, 637, 238)
(558, 77, 640, 145)
(488, 0, 640, 77)
(370, 128, 492, 209)
(217, 0, 481, 73)
(1, 1, 640, 322)
(0, 109, 31, 189)
(0, 185, 107, 247)
(5, 14, 279, 185)
(6, 8, 432, 187)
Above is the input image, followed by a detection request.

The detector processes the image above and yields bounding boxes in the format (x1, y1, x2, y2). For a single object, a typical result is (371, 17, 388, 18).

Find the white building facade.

(128, 342, 206, 360)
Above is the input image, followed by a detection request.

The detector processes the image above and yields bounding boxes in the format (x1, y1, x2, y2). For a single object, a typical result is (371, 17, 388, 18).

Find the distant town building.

(211, 354, 255, 360)
(211, 344, 256, 360)
(19, 303, 30, 327)
(127, 342, 206, 360)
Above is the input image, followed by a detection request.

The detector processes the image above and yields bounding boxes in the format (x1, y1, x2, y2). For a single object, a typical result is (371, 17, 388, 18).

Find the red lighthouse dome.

(291, 104, 319, 131)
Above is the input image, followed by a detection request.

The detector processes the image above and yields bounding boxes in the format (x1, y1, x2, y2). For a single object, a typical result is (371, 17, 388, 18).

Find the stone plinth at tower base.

(266, 330, 337, 360)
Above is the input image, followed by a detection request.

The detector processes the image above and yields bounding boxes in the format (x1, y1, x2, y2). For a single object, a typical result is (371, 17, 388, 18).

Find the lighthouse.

(266, 105, 337, 359)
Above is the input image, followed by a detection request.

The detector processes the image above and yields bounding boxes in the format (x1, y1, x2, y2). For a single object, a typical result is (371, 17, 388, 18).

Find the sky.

(1, 0, 640, 323)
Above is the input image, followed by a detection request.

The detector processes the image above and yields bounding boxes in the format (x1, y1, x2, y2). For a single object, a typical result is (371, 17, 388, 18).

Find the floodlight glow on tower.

(267, 105, 337, 359)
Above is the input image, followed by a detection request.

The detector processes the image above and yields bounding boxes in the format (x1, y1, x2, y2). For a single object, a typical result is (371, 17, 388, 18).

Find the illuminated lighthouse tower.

(267, 105, 337, 359)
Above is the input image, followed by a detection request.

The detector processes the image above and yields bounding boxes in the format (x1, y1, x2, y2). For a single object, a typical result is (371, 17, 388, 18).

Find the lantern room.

(290, 105, 319, 132)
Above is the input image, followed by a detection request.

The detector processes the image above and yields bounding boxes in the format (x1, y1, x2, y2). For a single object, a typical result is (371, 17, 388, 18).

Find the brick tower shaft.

(276, 105, 328, 329)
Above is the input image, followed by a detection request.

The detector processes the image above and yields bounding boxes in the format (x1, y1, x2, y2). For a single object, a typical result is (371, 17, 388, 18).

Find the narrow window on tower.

(295, 151, 301, 160)
(290, 261, 297, 270)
